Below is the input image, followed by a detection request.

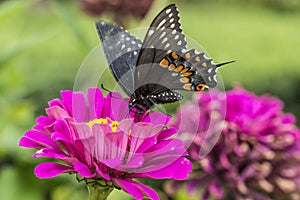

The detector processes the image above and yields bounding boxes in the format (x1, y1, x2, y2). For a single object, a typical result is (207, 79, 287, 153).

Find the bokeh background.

(1, 0, 299, 199)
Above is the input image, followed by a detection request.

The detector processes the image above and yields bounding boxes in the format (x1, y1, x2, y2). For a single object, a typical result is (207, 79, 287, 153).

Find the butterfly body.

(96, 4, 232, 113)
(129, 84, 183, 111)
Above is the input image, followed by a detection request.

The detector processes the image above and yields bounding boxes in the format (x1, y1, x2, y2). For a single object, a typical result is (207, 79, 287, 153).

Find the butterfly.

(96, 4, 233, 113)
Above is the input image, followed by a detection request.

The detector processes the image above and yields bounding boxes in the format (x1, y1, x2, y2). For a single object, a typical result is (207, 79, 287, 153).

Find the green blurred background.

(0, 0, 299, 199)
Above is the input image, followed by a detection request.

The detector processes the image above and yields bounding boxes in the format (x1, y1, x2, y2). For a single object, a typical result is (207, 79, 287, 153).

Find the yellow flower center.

(87, 117, 119, 132)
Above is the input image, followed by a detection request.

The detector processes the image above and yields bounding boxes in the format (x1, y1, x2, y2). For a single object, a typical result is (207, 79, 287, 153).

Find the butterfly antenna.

(101, 84, 129, 102)
(216, 60, 235, 68)
(101, 84, 112, 96)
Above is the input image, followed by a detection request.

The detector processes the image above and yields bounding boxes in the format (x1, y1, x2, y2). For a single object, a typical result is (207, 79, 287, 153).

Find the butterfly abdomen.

(152, 90, 183, 104)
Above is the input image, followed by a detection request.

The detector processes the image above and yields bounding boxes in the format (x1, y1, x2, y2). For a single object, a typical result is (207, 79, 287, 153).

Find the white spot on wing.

(121, 44, 125, 49)
(203, 54, 210, 59)
(148, 29, 154, 36)
(133, 51, 137, 55)
(158, 19, 167, 27)
(170, 18, 174, 23)
(166, 8, 171, 14)
(181, 49, 188, 53)
(165, 43, 170, 48)
(213, 74, 218, 81)
(170, 23, 175, 29)
(131, 40, 136, 44)
(177, 40, 182, 45)
(159, 32, 166, 39)
(127, 47, 131, 52)
(172, 30, 176, 34)
(175, 35, 179, 40)
(162, 37, 168, 43)
(169, 13, 173, 18)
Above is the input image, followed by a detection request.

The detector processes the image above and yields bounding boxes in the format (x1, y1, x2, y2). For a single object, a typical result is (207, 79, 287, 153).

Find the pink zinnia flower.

(167, 88, 300, 200)
(19, 88, 192, 200)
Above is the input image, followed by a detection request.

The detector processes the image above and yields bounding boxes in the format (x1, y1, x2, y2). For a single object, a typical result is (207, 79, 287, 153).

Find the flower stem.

(87, 183, 114, 200)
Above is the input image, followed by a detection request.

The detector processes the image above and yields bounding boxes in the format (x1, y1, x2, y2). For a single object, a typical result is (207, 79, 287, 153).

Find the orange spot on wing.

(185, 53, 191, 59)
(160, 58, 169, 68)
(181, 72, 193, 77)
(168, 64, 176, 71)
(195, 56, 201, 62)
(171, 52, 178, 59)
(195, 84, 206, 91)
(175, 65, 183, 72)
(183, 83, 192, 90)
(202, 62, 207, 67)
(180, 67, 190, 73)
(180, 77, 190, 83)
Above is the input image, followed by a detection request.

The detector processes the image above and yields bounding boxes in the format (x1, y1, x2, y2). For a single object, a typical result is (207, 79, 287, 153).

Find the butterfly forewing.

(137, 4, 187, 65)
(134, 4, 188, 96)
(96, 21, 142, 95)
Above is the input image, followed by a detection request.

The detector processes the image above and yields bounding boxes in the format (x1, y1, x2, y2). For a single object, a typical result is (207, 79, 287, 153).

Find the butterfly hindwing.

(181, 49, 219, 88)
(96, 21, 142, 95)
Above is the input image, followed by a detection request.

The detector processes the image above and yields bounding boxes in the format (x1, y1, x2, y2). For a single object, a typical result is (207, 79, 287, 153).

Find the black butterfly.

(96, 4, 232, 113)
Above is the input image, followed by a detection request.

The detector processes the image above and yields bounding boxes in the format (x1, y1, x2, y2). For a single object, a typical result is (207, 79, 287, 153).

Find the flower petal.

(74, 161, 96, 178)
(87, 88, 104, 120)
(19, 130, 56, 149)
(130, 157, 192, 180)
(113, 178, 159, 200)
(71, 91, 88, 122)
(34, 162, 73, 178)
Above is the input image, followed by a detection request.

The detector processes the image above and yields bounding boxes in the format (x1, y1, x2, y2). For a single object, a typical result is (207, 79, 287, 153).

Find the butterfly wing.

(133, 4, 224, 95)
(133, 4, 188, 93)
(156, 49, 221, 91)
(96, 21, 142, 96)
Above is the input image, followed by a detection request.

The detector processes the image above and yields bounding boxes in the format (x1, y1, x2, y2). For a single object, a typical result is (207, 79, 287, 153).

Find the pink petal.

(71, 91, 88, 122)
(102, 158, 122, 169)
(45, 106, 70, 120)
(74, 161, 96, 178)
(60, 90, 74, 113)
(143, 111, 171, 126)
(109, 92, 128, 121)
(33, 148, 67, 159)
(121, 155, 144, 169)
(96, 165, 111, 181)
(130, 157, 192, 180)
(157, 127, 178, 141)
(113, 178, 159, 200)
(87, 88, 104, 120)
(34, 162, 73, 178)
(36, 116, 55, 127)
(19, 130, 56, 149)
